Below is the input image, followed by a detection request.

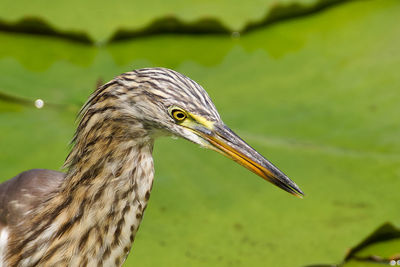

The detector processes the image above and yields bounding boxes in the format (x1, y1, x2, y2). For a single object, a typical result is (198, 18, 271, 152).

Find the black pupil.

(176, 112, 184, 119)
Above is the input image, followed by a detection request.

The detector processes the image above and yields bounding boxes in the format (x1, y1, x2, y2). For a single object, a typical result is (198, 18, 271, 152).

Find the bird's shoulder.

(0, 169, 65, 229)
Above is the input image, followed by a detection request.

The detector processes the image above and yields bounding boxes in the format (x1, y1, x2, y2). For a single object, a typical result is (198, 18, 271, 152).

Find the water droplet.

(390, 260, 396, 266)
(231, 32, 240, 39)
(35, 99, 44, 109)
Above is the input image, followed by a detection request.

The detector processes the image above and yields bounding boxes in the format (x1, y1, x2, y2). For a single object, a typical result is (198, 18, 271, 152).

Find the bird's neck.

(7, 124, 155, 266)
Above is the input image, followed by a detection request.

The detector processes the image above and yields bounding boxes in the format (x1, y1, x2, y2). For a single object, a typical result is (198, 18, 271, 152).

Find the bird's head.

(80, 68, 303, 197)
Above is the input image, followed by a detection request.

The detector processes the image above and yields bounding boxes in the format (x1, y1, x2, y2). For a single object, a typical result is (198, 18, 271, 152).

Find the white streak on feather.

(0, 228, 9, 267)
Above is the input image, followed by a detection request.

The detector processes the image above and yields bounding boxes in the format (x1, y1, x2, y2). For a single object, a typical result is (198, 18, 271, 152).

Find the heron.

(0, 68, 303, 266)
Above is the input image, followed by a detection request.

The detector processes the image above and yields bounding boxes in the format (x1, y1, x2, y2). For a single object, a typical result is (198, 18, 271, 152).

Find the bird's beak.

(189, 122, 304, 198)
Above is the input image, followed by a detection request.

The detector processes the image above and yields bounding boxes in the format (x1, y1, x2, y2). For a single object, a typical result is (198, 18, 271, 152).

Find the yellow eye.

(171, 108, 187, 121)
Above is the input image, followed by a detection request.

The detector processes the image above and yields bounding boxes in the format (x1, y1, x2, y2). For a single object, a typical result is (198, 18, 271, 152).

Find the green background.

(1, 0, 399, 266)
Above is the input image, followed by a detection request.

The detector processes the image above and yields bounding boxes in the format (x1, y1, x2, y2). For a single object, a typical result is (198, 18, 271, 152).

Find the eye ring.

(170, 108, 187, 122)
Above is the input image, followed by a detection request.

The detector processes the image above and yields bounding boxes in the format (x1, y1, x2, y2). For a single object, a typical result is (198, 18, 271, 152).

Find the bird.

(0, 68, 303, 266)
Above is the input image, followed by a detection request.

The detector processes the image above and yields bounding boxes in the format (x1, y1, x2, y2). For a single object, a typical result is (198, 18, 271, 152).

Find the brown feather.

(0, 169, 64, 230)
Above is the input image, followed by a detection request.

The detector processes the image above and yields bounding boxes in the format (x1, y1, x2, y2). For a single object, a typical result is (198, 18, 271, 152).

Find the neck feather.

(7, 95, 155, 266)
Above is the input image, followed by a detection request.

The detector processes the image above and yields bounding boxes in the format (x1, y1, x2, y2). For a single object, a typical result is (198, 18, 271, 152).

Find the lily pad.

(340, 223, 400, 266)
(0, 0, 344, 43)
(0, 0, 400, 266)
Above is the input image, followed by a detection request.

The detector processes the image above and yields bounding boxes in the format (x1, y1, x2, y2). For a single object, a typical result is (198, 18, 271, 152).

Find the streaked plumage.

(0, 68, 303, 266)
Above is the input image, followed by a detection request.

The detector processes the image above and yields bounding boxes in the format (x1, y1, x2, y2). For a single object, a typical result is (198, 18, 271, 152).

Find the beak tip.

(271, 173, 304, 199)
(290, 182, 305, 199)
(293, 190, 305, 199)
